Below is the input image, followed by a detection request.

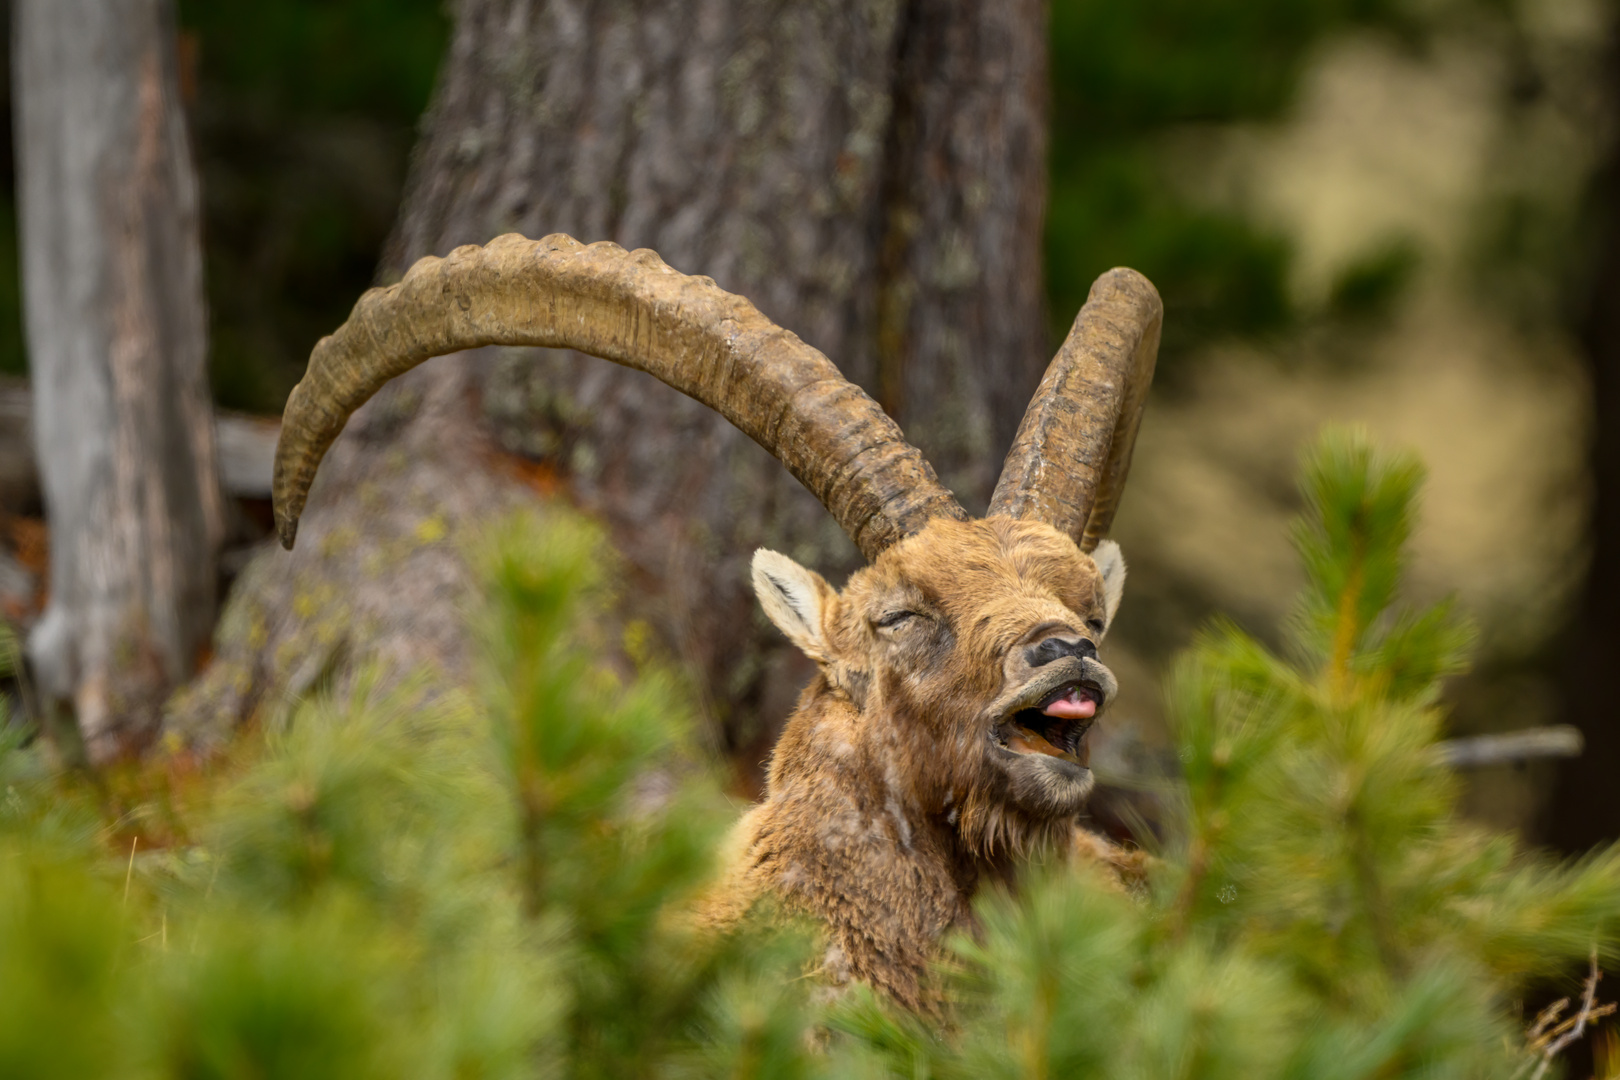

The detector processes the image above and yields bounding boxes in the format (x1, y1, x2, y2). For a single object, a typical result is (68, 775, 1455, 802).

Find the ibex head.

(272, 232, 1159, 1004)
(753, 515, 1126, 854)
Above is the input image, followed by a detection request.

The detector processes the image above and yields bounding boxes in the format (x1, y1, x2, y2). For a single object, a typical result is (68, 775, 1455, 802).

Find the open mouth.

(994, 683, 1101, 767)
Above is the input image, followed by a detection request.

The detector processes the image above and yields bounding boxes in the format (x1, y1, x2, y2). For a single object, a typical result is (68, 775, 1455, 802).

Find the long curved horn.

(273, 233, 967, 560)
(987, 268, 1161, 552)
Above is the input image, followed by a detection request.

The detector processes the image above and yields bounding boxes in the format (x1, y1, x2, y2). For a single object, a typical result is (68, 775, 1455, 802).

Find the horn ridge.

(271, 232, 966, 559)
(987, 267, 1161, 552)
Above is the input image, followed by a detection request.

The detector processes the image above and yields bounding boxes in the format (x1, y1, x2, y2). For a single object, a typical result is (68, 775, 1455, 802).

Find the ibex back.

(271, 233, 1161, 1014)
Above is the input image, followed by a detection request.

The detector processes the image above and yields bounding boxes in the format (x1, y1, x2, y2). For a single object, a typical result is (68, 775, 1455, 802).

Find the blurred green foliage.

(1328, 237, 1423, 320)
(1046, 0, 1412, 363)
(174, 0, 448, 412)
(5, 442, 1620, 1075)
(0, 506, 819, 1079)
(176, 1, 445, 118)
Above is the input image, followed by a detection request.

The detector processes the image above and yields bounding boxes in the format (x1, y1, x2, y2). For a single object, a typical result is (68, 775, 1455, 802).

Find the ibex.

(272, 233, 1160, 1014)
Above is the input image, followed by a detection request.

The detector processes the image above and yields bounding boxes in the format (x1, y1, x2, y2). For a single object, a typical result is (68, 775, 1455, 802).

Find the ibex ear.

(752, 549, 834, 663)
(1092, 540, 1127, 637)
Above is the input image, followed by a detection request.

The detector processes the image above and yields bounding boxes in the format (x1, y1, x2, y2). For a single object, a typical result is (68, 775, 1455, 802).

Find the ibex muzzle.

(271, 233, 1161, 1014)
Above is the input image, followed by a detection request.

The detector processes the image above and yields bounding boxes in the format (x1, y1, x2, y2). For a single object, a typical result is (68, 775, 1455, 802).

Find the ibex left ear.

(752, 549, 835, 663)
(1092, 540, 1127, 637)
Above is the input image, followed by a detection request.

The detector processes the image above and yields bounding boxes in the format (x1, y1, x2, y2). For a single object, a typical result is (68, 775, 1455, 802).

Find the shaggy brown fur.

(701, 515, 1134, 1014)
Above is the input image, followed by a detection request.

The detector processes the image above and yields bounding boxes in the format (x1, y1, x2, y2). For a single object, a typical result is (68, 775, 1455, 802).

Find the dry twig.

(1528, 997, 1571, 1044)
(1519, 949, 1611, 1080)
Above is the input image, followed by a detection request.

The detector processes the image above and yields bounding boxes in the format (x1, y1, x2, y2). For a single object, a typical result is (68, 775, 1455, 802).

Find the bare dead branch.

(1, 380, 279, 501)
(1435, 726, 1584, 770)
(1526, 949, 1608, 1080)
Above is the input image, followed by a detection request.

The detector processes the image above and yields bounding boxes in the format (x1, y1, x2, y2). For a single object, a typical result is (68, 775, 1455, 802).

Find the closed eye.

(1086, 618, 1105, 634)
(876, 610, 917, 629)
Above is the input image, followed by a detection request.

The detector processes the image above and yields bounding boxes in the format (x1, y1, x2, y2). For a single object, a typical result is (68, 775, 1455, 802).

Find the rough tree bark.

(173, 0, 1048, 781)
(14, 0, 220, 761)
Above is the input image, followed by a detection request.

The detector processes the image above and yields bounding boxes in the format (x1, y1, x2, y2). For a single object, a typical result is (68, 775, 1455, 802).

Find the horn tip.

(275, 512, 299, 551)
(1095, 266, 1164, 313)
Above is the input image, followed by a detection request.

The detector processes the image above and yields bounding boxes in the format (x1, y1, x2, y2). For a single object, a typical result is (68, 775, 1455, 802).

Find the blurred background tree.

(12, 0, 220, 762)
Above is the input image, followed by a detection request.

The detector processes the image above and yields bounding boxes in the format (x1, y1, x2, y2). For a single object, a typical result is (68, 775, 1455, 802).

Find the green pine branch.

(1, 434, 1618, 1078)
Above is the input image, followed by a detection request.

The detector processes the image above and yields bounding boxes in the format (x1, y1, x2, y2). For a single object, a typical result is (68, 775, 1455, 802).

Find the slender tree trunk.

(14, 0, 220, 761)
(175, 0, 1047, 783)
(1543, 26, 1620, 852)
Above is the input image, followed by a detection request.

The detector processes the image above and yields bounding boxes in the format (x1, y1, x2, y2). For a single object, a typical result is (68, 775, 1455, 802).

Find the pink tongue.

(1041, 688, 1096, 720)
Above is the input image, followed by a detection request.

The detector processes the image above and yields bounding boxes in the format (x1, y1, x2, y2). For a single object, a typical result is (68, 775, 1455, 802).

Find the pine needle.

(122, 835, 137, 904)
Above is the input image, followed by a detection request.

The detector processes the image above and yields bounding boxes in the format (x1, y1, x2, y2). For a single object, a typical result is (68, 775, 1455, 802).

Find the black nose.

(1026, 635, 1097, 668)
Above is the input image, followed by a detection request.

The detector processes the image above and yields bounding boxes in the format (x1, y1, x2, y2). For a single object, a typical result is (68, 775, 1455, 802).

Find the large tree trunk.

(14, 0, 220, 762)
(174, 0, 1048, 782)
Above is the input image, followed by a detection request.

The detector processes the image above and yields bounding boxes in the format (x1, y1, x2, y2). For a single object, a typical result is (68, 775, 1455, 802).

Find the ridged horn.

(987, 268, 1161, 552)
(272, 232, 967, 559)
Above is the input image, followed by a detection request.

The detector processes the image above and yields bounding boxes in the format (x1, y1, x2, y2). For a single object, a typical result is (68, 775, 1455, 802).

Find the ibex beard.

(269, 231, 1160, 1019)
